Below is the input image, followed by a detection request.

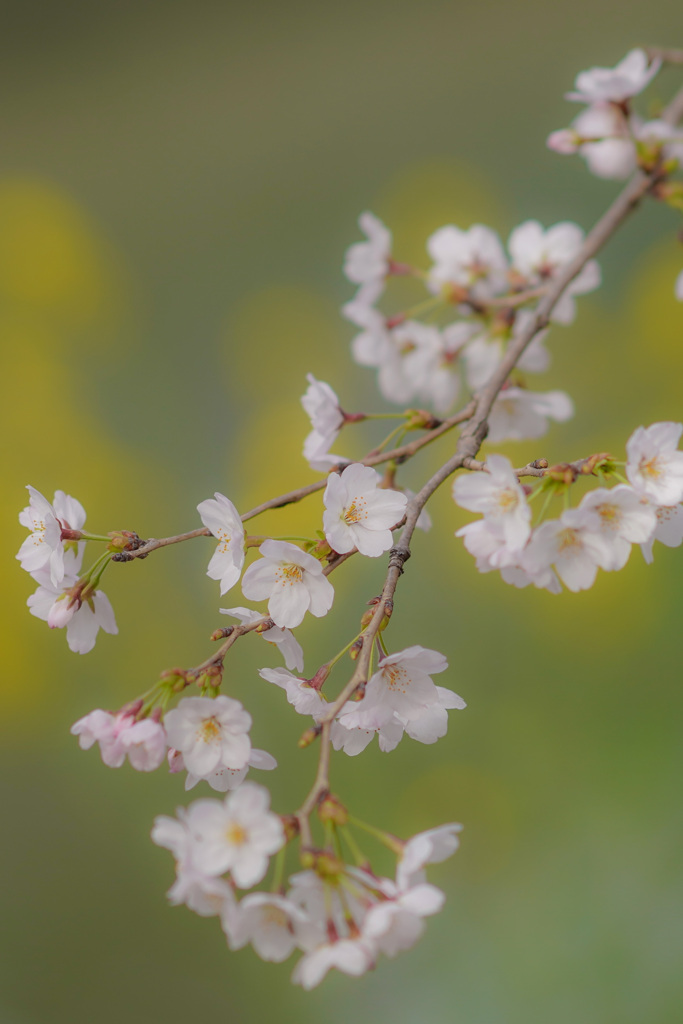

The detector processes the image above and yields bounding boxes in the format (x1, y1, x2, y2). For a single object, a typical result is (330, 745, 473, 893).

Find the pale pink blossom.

(292, 937, 376, 989)
(396, 823, 463, 889)
(640, 503, 683, 564)
(676, 269, 683, 302)
(183, 782, 285, 887)
(164, 695, 252, 778)
(323, 463, 408, 557)
(507, 220, 601, 324)
(452, 454, 532, 551)
(184, 747, 277, 793)
(578, 485, 656, 571)
(28, 569, 118, 654)
(70, 709, 164, 770)
(227, 893, 323, 961)
(343, 211, 392, 297)
(241, 540, 334, 629)
(569, 103, 636, 180)
(487, 387, 573, 443)
(565, 49, 660, 104)
(17, 485, 85, 585)
(197, 492, 245, 596)
(362, 881, 445, 958)
(151, 809, 236, 917)
(220, 606, 304, 672)
(626, 422, 683, 505)
(258, 666, 327, 717)
(427, 224, 508, 301)
(301, 374, 345, 469)
(522, 508, 613, 591)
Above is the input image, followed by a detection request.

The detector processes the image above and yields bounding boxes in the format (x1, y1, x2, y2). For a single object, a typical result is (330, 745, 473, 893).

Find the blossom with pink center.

(522, 508, 614, 591)
(241, 540, 334, 629)
(565, 48, 660, 105)
(197, 492, 245, 596)
(396, 823, 463, 889)
(323, 463, 408, 558)
(507, 220, 601, 324)
(184, 747, 277, 793)
(226, 893, 323, 961)
(557, 103, 636, 180)
(626, 422, 683, 506)
(487, 387, 573, 443)
(578, 485, 656, 571)
(335, 646, 465, 750)
(301, 374, 345, 469)
(71, 709, 165, 770)
(426, 223, 508, 301)
(640, 503, 683, 564)
(219, 606, 304, 672)
(164, 695, 252, 779)
(28, 568, 118, 654)
(452, 454, 531, 552)
(183, 782, 285, 887)
(17, 485, 85, 586)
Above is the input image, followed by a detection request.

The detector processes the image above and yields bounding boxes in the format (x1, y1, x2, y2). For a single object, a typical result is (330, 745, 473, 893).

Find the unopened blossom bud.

(280, 814, 300, 842)
(546, 463, 578, 484)
(580, 452, 613, 475)
(210, 626, 233, 641)
(318, 795, 348, 826)
(405, 409, 441, 431)
(47, 595, 77, 629)
(167, 748, 185, 773)
(349, 639, 363, 661)
(298, 726, 321, 749)
(308, 664, 330, 691)
(547, 129, 580, 154)
(107, 530, 143, 553)
(314, 851, 343, 878)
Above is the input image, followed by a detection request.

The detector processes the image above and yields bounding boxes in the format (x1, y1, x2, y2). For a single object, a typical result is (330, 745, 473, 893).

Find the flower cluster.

(153, 785, 461, 988)
(453, 424, 683, 592)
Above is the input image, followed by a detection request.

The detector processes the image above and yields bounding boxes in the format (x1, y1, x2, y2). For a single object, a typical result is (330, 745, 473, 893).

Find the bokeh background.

(2, 2, 683, 1022)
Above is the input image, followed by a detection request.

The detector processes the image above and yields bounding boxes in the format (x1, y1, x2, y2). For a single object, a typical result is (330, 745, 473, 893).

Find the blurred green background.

(2, 1, 683, 1022)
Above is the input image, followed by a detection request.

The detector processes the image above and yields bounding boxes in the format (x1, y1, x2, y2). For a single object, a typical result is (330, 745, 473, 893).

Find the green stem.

(271, 845, 287, 894)
(347, 816, 403, 855)
(80, 531, 113, 542)
(339, 824, 369, 867)
(327, 634, 361, 671)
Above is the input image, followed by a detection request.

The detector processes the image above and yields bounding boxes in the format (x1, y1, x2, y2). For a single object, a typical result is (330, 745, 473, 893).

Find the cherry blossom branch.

(645, 47, 683, 65)
(294, 83, 683, 847)
(110, 400, 477, 563)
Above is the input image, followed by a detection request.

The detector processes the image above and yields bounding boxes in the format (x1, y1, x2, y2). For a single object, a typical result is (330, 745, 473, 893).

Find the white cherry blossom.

(522, 508, 613, 591)
(227, 893, 322, 961)
(119, 719, 167, 771)
(569, 104, 636, 180)
(675, 269, 683, 302)
(183, 782, 285, 887)
(220, 606, 304, 672)
(640, 503, 683, 564)
(336, 646, 465, 751)
(565, 49, 660, 104)
(396, 823, 463, 889)
(343, 211, 392, 302)
(626, 422, 683, 506)
(28, 568, 118, 654)
(487, 387, 573, 443)
(242, 540, 334, 629)
(507, 220, 601, 324)
(17, 485, 85, 586)
(362, 881, 445, 958)
(578, 485, 657, 571)
(197, 492, 245, 596)
(323, 463, 408, 557)
(164, 695, 252, 778)
(427, 224, 508, 301)
(184, 747, 277, 793)
(151, 808, 235, 917)
(452, 455, 531, 551)
(301, 374, 345, 469)
(292, 937, 376, 989)
(258, 666, 327, 717)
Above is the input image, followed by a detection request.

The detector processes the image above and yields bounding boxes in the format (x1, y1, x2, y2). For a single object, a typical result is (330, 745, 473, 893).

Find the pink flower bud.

(547, 129, 579, 155)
